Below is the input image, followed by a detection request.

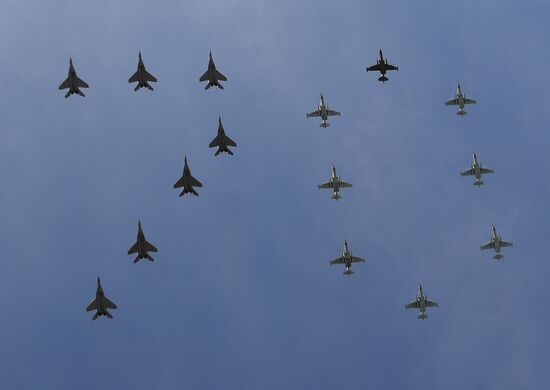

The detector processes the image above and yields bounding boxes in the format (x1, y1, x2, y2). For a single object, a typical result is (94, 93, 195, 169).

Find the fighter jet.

(127, 221, 158, 263)
(306, 94, 341, 128)
(405, 284, 438, 320)
(58, 58, 89, 98)
(173, 156, 203, 197)
(330, 240, 365, 275)
(366, 49, 398, 83)
(480, 225, 513, 260)
(86, 277, 117, 320)
(445, 82, 476, 116)
(318, 165, 352, 200)
(199, 51, 227, 90)
(128, 51, 157, 91)
(460, 153, 494, 186)
(209, 116, 237, 156)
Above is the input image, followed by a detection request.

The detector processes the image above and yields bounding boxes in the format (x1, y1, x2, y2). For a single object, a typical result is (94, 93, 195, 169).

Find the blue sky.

(1, 1, 549, 389)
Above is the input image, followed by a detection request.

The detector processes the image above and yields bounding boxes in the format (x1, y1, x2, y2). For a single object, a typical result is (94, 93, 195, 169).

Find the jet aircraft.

(209, 117, 237, 156)
(127, 221, 158, 263)
(173, 156, 203, 197)
(318, 165, 352, 200)
(306, 94, 341, 128)
(199, 52, 227, 90)
(480, 225, 513, 260)
(460, 153, 494, 186)
(86, 277, 117, 320)
(445, 82, 476, 116)
(405, 284, 438, 320)
(366, 49, 398, 83)
(330, 240, 365, 275)
(58, 58, 89, 98)
(128, 51, 157, 91)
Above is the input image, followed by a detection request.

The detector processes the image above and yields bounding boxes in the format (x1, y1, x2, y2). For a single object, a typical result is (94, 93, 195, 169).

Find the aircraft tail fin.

(474, 179, 484, 186)
(417, 313, 428, 320)
(105, 310, 113, 319)
(92, 313, 99, 321)
(457, 109, 467, 116)
(205, 83, 211, 90)
(191, 189, 199, 196)
(134, 84, 140, 91)
(319, 121, 330, 128)
(77, 90, 85, 97)
(64, 91, 71, 98)
(133, 255, 141, 264)
(331, 194, 342, 200)
(147, 254, 154, 262)
(378, 75, 388, 83)
(493, 253, 504, 260)
(343, 268, 354, 276)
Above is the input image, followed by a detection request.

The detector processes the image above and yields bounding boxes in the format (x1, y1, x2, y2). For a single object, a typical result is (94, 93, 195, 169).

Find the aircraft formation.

(70, 48, 513, 321)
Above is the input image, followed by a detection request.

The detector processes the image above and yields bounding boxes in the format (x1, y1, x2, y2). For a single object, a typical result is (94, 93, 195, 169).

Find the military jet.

(128, 51, 157, 91)
(318, 165, 352, 200)
(58, 58, 89, 98)
(306, 94, 341, 128)
(445, 82, 476, 116)
(209, 116, 237, 156)
(86, 277, 117, 320)
(127, 221, 158, 263)
(460, 153, 494, 186)
(330, 240, 365, 275)
(366, 49, 398, 83)
(480, 225, 513, 260)
(173, 156, 203, 197)
(199, 51, 227, 90)
(405, 284, 438, 320)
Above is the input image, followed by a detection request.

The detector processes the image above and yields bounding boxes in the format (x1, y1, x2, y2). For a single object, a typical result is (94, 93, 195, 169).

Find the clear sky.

(1, 1, 549, 389)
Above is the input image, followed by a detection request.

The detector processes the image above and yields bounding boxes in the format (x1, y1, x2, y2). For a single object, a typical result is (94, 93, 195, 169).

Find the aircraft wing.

(445, 98, 459, 106)
(199, 70, 209, 82)
(128, 71, 139, 83)
(209, 135, 220, 148)
(366, 64, 381, 72)
(480, 241, 495, 250)
(173, 176, 185, 188)
(386, 64, 398, 71)
(350, 256, 365, 263)
(339, 181, 352, 188)
(225, 135, 237, 147)
(330, 256, 345, 265)
(144, 70, 157, 82)
(425, 299, 439, 308)
(215, 70, 227, 81)
(318, 181, 332, 189)
(86, 298, 98, 312)
(190, 175, 203, 188)
(480, 167, 494, 174)
(127, 242, 139, 254)
(103, 297, 117, 310)
(307, 110, 321, 118)
(500, 240, 513, 248)
(460, 168, 475, 177)
(145, 240, 158, 252)
(58, 78, 70, 90)
(326, 109, 340, 117)
(405, 300, 419, 309)
(464, 97, 476, 105)
(76, 77, 89, 88)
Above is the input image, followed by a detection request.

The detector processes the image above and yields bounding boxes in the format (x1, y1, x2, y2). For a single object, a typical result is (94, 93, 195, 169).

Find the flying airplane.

(480, 225, 513, 260)
(58, 58, 89, 98)
(199, 51, 227, 90)
(366, 49, 398, 83)
(306, 94, 341, 128)
(173, 156, 203, 197)
(318, 165, 352, 200)
(330, 240, 365, 275)
(86, 277, 117, 320)
(127, 221, 158, 263)
(405, 284, 438, 320)
(209, 116, 237, 156)
(128, 51, 157, 91)
(460, 153, 494, 186)
(445, 82, 476, 116)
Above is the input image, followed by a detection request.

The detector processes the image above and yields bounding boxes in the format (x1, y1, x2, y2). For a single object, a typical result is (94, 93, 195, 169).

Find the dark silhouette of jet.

(86, 278, 117, 320)
(173, 156, 203, 197)
(58, 58, 89, 98)
(366, 49, 398, 83)
(199, 51, 227, 90)
(209, 117, 237, 156)
(128, 51, 157, 91)
(127, 221, 158, 263)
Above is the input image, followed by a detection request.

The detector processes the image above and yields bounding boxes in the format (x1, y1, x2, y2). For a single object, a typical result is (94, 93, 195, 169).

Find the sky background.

(0, 0, 549, 389)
